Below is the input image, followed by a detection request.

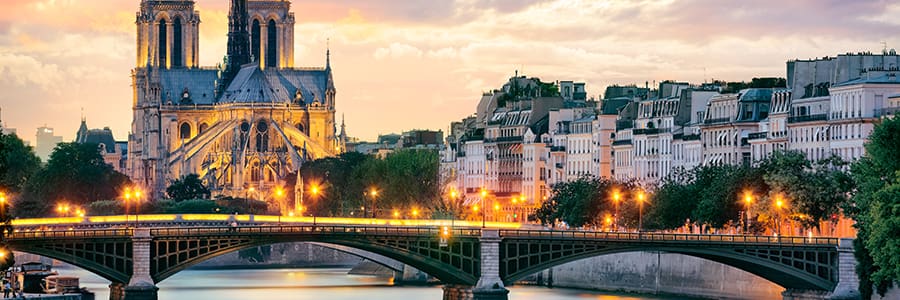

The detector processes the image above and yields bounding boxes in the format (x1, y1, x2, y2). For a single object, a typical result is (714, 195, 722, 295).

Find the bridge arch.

(10, 240, 133, 284)
(500, 244, 836, 291)
(148, 229, 482, 286)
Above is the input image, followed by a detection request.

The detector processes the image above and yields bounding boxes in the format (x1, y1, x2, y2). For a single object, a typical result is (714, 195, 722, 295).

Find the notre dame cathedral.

(128, 0, 344, 207)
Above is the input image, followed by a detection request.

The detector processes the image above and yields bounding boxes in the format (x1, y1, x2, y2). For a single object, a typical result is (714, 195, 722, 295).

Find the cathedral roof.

(157, 69, 220, 105)
(77, 128, 117, 154)
(220, 64, 329, 104)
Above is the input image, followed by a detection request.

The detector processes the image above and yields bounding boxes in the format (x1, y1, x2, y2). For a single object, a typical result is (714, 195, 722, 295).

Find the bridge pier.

(111, 228, 158, 300)
(472, 229, 509, 300)
(783, 239, 860, 300)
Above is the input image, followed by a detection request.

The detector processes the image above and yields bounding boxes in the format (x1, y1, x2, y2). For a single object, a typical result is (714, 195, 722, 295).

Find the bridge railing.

(7, 228, 133, 240)
(150, 225, 483, 238)
(498, 230, 839, 246)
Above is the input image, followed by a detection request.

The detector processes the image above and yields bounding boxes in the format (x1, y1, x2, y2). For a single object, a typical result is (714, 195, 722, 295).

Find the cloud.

(0, 53, 63, 91)
(1, 0, 899, 145)
(373, 43, 423, 60)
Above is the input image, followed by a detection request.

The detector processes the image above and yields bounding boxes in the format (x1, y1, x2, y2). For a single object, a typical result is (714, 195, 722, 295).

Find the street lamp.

(775, 195, 785, 236)
(368, 188, 378, 219)
(247, 186, 256, 214)
(274, 186, 286, 215)
(310, 184, 319, 225)
(743, 191, 753, 234)
(123, 187, 133, 226)
(56, 203, 70, 217)
(612, 190, 621, 231)
(637, 190, 645, 232)
(480, 188, 488, 228)
(133, 187, 143, 226)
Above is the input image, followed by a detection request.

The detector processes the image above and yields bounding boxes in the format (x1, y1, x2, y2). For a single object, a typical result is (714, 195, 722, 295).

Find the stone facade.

(127, 0, 343, 206)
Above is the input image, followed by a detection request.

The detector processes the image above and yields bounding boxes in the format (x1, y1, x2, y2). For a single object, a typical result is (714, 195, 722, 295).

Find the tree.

(16, 143, 131, 217)
(646, 167, 700, 230)
(532, 176, 635, 228)
(757, 150, 853, 231)
(0, 133, 41, 193)
(166, 174, 210, 201)
(847, 116, 900, 298)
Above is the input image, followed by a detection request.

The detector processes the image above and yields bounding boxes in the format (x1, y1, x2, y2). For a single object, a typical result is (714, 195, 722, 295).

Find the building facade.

(128, 0, 340, 205)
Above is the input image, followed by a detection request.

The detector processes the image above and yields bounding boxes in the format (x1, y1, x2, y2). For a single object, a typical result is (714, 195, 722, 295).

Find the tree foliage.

(0, 132, 41, 193)
(299, 149, 440, 218)
(166, 174, 210, 201)
(15, 142, 131, 217)
(646, 150, 852, 234)
(532, 176, 638, 228)
(847, 116, 900, 297)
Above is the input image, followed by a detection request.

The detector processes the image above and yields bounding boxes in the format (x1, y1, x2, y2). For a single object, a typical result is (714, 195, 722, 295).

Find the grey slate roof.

(158, 69, 220, 105)
(832, 74, 900, 87)
(221, 64, 329, 104)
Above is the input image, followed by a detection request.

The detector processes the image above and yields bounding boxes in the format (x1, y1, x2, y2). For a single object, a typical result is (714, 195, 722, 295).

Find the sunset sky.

(1, 0, 899, 146)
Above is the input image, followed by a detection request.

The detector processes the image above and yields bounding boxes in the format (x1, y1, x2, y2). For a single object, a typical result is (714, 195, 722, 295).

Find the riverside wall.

(194, 242, 363, 268)
(530, 251, 784, 299)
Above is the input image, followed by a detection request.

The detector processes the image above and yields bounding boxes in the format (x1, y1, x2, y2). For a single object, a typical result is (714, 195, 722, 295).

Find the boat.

(42, 275, 80, 294)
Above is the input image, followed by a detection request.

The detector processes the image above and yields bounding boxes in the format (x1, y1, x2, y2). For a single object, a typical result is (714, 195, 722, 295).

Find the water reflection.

(59, 266, 682, 300)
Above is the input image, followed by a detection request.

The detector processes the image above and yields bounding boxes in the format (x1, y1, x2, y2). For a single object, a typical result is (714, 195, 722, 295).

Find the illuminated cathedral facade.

(128, 0, 343, 207)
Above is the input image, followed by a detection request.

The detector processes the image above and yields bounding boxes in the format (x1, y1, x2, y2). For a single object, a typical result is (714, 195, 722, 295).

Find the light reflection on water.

(59, 267, 680, 300)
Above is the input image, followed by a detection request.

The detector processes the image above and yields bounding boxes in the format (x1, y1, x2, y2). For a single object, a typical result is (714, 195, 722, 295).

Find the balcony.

(485, 136, 524, 143)
(787, 114, 827, 123)
(704, 117, 731, 124)
(633, 127, 670, 135)
(616, 120, 634, 130)
(748, 132, 768, 140)
(612, 139, 632, 146)
(875, 107, 900, 117)
(681, 134, 700, 141)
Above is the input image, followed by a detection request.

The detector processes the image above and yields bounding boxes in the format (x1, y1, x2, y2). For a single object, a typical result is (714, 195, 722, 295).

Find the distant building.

(401, 130, 443, 149)
(76, 118, 128, 173)
(0, 107, 15, 135)
(35, 125, 63, 161)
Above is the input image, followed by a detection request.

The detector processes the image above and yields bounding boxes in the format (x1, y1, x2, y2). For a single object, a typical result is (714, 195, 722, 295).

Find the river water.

(60, 267, 685, 300)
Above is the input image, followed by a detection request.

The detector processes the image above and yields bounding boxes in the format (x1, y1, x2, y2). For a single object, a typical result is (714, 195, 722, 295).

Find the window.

(158, 19, 167, 66)
(198, 123, 208, 134)
(251, 19, 261, 61)
(267, 19, 278, 67)
(172, 16, 183, 67)
(179, 122, 191, 139)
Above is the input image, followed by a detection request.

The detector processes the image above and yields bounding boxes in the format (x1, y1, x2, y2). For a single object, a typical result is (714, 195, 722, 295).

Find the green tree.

(0, 133, 41, 193)
(646, 167, 700, 230)
(532, 176, 635, 228)
(691, 164, 761, 230)
(757, 151, 852, 231)
(16, 143, 131, 217)
(847, 116, 900, 298)
(166, 174, 210, 201)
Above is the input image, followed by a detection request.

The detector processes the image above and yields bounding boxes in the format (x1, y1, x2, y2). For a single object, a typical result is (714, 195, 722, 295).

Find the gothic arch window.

(172, 16, 183, 67)
(255, 120, 269, 152)
(179, 122, 191, 139)
(251, 19, 261, 62)
(266, 19, 277, 68)
(158, 19, 168, 67)
(198, 123, 208, 134)
(250, 161, 261, 182)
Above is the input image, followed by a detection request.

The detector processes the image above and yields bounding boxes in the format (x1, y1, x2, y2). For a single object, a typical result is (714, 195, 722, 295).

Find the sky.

(1, 0, 900, 146)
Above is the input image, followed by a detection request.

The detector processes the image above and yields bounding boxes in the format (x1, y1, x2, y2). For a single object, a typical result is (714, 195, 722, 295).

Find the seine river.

(62, 267, 684, 300)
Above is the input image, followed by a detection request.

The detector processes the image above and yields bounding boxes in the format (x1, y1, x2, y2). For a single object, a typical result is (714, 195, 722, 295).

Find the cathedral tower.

(223, 0, 252, 88)
(247, 0, 296, 69)
(136, 0, 200, 68)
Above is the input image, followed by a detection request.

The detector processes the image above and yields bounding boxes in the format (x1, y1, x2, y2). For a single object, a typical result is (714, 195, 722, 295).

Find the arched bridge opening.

(497, 230, 840, 291)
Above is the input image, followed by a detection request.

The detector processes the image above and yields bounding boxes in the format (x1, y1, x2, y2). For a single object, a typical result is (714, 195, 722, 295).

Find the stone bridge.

(5, 219, 859, 300)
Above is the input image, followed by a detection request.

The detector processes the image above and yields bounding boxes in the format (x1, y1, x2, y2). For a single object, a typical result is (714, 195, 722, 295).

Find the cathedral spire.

(325, 38, 331, 71)
(222, 0, 251, 90)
